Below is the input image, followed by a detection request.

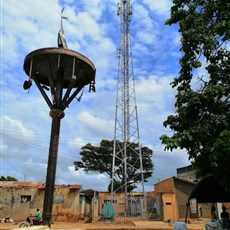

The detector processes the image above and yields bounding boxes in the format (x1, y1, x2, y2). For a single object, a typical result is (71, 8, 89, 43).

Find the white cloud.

(1, 0, 191, 192)
(1, 115, 35, 141)
(67, 166, 109, 191)
(151, 145, 190, 181)
(80, 0, 106, 20)
(77, 111, 113, 138)
(143, 0, 172, 15)
(132, 3, 156, 48)
(136, 31, 155, 45)
(68, 137, 88, 150)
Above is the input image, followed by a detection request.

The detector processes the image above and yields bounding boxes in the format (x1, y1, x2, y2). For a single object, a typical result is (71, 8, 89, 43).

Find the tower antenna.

(111, 0, 146, 217)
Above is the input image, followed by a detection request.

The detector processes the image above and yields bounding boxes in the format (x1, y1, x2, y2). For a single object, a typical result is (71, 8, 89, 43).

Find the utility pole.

(111, 0, 145, 216)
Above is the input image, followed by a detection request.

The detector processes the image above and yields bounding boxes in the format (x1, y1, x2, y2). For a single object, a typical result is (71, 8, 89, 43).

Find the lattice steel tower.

(111, 0, 145, 207)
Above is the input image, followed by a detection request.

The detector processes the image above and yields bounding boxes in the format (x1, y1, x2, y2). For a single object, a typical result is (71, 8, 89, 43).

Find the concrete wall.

(174, 179, 195, 220)
(155, 178, 174, 194)
(0, 187, 41, 221)
(155, 177, 197, 222)
(0, 184, 81, 222)
(52, 188, 80, 222)
(162, 193, 178, 222)
(177, 165, 197, 182)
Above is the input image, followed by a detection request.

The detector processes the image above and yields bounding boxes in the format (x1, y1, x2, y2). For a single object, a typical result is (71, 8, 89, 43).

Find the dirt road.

(0, 220, 204, 230)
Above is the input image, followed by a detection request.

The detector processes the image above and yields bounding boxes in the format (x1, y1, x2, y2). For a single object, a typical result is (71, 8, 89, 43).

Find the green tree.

(0, 176, 17, 181)
(74, 139, 153, 192)
(108, 180, 123, 193)
(160, 0, 230, 190)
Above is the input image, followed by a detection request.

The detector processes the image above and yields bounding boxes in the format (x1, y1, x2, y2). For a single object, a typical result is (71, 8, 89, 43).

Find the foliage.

(0, 176, 17, 181)
(74, 139, 153, 192)
(108, 180, 123, 193)
(161, 0, 230, 190)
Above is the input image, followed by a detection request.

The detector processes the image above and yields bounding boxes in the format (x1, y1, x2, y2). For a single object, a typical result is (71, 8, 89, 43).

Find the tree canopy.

(0, 176, 17, 181)
(74, 139, 153, 192)
(160, 0, 230, 190)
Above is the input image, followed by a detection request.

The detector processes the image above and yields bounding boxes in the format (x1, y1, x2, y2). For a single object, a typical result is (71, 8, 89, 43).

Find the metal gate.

(96, 195, 161, 222)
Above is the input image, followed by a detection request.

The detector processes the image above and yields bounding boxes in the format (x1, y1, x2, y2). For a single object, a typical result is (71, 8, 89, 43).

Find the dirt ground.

(0, 220, 205, 230)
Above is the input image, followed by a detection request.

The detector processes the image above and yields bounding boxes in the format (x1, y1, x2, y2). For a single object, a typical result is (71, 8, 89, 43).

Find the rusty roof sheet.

(55, 184, 81, 189)
(0, 181, 45, 188)
(0, 181, 81, 189)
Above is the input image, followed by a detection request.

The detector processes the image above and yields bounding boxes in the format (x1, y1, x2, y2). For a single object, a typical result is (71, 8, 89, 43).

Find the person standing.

(198, 204, 202, 218)
(221, 206, 229, 229)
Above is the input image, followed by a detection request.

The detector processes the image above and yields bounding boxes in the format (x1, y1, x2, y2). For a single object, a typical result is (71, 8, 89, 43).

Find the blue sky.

(0, 0, 191, 191)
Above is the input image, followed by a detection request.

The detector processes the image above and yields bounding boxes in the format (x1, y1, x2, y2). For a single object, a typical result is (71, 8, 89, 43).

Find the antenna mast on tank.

(111, 0, 145, 215)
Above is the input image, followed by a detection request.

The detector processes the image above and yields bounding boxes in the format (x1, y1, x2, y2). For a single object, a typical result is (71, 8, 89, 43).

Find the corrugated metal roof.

(0, 181, 81, 189)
